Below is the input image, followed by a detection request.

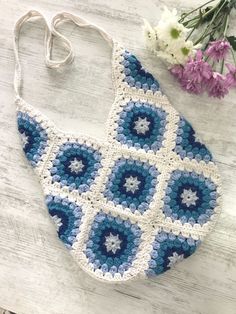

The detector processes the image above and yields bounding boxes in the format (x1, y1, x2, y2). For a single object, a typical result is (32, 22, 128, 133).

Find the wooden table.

(0, 0, 236, 313)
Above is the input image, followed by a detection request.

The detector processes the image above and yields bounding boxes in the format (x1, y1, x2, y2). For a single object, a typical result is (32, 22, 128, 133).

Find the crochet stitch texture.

(15, 16, 221, 282)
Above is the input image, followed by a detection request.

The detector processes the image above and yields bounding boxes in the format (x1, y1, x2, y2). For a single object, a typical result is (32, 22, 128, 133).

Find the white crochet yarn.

(14, 11, 222, 283)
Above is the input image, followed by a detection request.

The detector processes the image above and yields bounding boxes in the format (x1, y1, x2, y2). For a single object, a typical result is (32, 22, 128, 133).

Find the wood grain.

(0, 0, 236, 313)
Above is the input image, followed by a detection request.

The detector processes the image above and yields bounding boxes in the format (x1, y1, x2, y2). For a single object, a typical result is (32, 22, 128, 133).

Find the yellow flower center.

(181, 47, 190, 56)
(170, 28, 181, 39)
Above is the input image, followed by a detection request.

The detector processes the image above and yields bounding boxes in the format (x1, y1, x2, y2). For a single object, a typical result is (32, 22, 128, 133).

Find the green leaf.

(227, 36, 236, 50)
(209, 34, 216, 41)
(202, 7, 215, 22)
(199, 8, 203, 22)
(180, 12, 187, 19)
(194, 8, 203, 28)
(227, 0, 236, 9)
(232, 0, 236, 9)
(205, 6, 213, 12)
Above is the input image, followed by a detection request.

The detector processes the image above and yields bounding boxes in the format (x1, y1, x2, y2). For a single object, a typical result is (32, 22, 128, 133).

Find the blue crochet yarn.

(121, 51, 160, 92)
(104, 158, 159, 213)
(116, 101, 167, 151)
(16, 44, 221, 282)
(163, 170, 218, 225)
(175, 117, 212, 162)
(50, 142, 102, 193)
(17, 111, 48, 167)
(46, 195, 84, 248)
(86, 212, 142, 276)
(147, 230, 200, 276)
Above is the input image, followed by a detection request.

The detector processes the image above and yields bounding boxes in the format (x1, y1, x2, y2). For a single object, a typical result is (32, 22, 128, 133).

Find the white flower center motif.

(181, 188, 198, 207)
(52, 215, 63, 232)
(20, 132, 29, 148)
(133, 117, 150, 135)
(123, 176, 141, 194)
(104, 232, 122, 254)
(69, 158, 84, 174)
(167, 252, 184, 268)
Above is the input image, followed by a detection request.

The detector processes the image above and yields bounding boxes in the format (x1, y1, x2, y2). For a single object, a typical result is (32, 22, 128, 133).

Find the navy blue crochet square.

(174, 117, 212, 163)
(104, 158, 159, 213)
(46, 195, 84, 248)
(116, 101, 167, 151)
(50, 142, 102, 193)
(163, 170, 218, 225)
(146, 230, 200, 277)
(85, 212, 142, 277)
(17, 111, 48, 167)
(120, 51, 160, 92)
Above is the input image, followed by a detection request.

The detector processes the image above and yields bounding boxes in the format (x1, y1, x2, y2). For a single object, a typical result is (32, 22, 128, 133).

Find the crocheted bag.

(14, 11, 222, 282)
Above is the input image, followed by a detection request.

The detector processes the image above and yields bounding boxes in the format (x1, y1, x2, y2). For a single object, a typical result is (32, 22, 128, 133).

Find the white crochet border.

(15, 43, 222, 283)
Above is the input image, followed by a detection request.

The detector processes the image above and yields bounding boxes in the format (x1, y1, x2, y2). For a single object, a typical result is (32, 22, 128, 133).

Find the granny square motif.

(14, 11, 222, 283)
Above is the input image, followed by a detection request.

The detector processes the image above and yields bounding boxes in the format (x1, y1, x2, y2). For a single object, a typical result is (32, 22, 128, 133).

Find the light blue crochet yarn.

(86, 212, 142, 276)
(121, 51, 160, 92)
(17, 111, 48, 167)
(162, 170, 218, 225)
(46, 195, 84, 249)
(175, 117, 212, 162)
(146, 230, 200, 277)
(104, 158, 159, 213)
(116, 101, 167, 152)
(16, 45, 221, 282)
(50, 142, 102, 193)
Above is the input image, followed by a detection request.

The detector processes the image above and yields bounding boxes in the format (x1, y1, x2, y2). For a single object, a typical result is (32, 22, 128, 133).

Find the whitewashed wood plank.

(0, 0, 236, 313)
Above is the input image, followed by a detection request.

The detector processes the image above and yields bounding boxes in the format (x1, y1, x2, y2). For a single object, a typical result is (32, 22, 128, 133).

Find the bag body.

(14, 11, 222, 282)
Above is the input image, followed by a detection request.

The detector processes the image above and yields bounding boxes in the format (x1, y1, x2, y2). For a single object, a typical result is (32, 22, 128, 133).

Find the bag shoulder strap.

(13, 10, 114, 100)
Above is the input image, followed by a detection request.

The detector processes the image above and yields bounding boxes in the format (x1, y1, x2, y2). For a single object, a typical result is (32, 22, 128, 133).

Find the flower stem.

(223, 14, 229, 38)
(193, 0, 227, 45)
(195, 29, 215, 44)
(186, 27, 195, 40)
(179, 0, 218, 23)
(182, 0, 224, 28)
(220, 58, 225, 73)
(231, 47, 236, 65)
(182, 16, 200, 28)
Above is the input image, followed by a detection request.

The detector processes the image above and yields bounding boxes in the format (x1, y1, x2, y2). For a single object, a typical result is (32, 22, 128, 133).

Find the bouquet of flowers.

(143, 0, 236, 98)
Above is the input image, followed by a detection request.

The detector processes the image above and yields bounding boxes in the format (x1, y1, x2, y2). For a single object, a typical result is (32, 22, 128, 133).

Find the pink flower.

(171, 50, 212, 95)
(225, 63, 236, 87)
(170, 50, 231, 98)
(205, 40, 231, 62)
(183, 50, 212, 83)
(180, 79, 203, 95)
(207, 72, 229, 98)
(170, 64, 184, 79)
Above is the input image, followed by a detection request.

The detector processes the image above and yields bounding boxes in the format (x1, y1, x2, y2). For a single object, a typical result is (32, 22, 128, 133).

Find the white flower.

(69, 158, 84, 174)
(156, 22, 187, 46)
(154, 40, 196, 65)
(104, 233, 122, 254)
(160, 6, 178, 22)
(155, 49, 178, 65)
(143, 6, 200, 66)
(174, 40, 201, 64)
(155, 7, 188, 45)
(123, 176, 141, 193)
(133, 117, 150, 134)
(181, 188, 198, 207)
(142, 18, 158, 51)
(167, 252, 184, 268)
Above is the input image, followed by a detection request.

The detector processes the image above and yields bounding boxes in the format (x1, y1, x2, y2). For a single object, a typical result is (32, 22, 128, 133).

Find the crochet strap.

(13, 10, 114, 99)
(51, 12, 114, 48)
